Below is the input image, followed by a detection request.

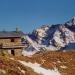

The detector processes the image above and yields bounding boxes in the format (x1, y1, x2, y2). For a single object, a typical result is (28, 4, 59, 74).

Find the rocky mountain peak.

(23, 17, 75, 52)
(66, 17, 75, 25)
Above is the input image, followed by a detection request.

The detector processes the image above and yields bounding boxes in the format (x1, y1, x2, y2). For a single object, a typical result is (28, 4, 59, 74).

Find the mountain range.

(22, 17, 75, 54)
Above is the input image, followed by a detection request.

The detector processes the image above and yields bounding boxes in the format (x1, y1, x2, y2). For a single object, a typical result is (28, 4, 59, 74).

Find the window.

(11, 39, 14, 42)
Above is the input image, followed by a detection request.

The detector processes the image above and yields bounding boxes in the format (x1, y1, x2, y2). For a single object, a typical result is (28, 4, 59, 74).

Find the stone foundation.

(0, 49, 23, 56)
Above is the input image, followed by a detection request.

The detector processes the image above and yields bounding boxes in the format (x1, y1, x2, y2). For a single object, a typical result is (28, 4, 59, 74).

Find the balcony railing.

(0, 44, 26, 49)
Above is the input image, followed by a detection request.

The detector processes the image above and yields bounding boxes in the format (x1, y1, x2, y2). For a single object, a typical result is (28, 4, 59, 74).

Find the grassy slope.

(0, 56, 39, 75)
(0, 50, 75, 75)
(15, 50, 75, 75)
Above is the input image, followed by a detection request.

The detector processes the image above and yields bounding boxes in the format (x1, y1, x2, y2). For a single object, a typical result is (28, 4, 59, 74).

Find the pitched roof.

(0, 31, 25, 38)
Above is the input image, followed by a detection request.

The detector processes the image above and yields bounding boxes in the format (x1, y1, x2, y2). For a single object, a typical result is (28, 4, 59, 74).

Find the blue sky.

(0, 0, 75, 32)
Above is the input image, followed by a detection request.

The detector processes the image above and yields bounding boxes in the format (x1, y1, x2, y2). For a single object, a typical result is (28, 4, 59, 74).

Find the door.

(11, 49, 15, 55)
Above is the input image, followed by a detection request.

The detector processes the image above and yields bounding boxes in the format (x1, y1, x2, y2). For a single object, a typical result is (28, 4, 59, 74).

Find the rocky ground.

(0, 50, 75, 75)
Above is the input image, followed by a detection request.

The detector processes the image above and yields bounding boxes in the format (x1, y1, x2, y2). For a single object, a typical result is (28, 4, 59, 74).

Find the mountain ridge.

(22, 17, 75, 53)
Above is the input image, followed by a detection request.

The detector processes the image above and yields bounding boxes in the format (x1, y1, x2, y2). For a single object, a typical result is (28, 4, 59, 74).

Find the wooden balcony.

(0, 44, 26, 49)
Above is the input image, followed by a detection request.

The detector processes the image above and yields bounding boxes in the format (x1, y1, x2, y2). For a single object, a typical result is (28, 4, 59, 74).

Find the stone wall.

(0, 38, 23, 56)
(0, 38, 21, 46)
(0, 48, 23, 56)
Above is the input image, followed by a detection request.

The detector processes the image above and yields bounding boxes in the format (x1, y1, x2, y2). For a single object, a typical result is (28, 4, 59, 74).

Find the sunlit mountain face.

(22, 17, 75, 52)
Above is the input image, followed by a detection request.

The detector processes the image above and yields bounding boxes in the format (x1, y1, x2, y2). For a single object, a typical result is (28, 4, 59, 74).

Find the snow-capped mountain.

(22, 17, 75, 52)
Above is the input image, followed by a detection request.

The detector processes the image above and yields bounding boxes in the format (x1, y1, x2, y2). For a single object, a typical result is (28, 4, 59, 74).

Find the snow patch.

(10, 58, 14, 60)
(22, 50, 36, 56)
(60, 65, 67, 69)
(0, 69, 6, 75)
(18, 67, 25, 74)
(18, 61, 61, 75)
(57, 60, 61, 63)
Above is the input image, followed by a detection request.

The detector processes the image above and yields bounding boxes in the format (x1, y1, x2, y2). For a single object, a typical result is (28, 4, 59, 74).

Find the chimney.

(3, 29, 6, 32)
(16, 27, 19, 32)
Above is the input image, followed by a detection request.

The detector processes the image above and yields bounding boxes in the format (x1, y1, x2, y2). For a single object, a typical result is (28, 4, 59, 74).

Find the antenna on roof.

(16, 27, 20, 32)
(3, 29, 6, 32)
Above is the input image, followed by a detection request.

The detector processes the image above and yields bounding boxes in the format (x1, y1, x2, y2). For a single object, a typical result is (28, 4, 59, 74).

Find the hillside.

(0, 50, 75, 75)
(0, 17, 75, 75)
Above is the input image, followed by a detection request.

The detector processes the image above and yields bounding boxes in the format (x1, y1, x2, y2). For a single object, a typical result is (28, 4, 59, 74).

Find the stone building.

(0, 29, 25, 56)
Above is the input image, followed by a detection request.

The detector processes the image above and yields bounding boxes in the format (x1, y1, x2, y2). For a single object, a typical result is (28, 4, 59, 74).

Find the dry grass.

(14, 50, 75, 75)
(0, 50, 75, 75)
(0, 56, 39, 75)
